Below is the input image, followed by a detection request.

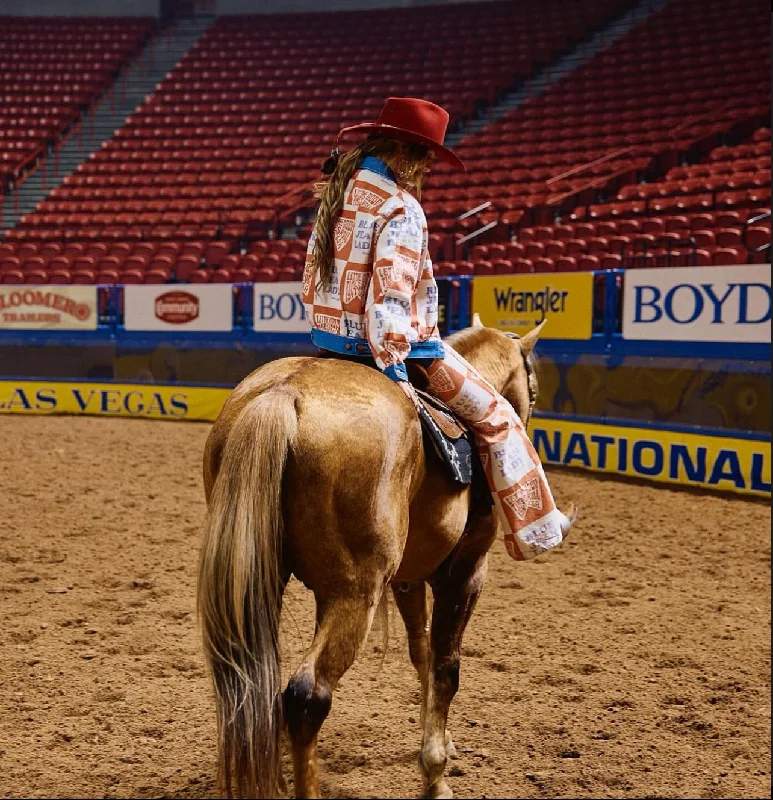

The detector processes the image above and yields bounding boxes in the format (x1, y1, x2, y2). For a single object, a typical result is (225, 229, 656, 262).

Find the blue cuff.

(383, 363, 409, 382)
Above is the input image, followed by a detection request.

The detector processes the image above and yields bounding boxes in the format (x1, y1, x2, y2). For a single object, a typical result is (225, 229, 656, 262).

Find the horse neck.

(445, 329, 510, 395)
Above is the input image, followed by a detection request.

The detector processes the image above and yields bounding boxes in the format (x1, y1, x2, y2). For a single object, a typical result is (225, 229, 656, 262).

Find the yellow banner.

(3, 379, 768, 498)
(529, 416, 771, 498)
(0, 380, 231, 422)
(472, 272, 594, 339)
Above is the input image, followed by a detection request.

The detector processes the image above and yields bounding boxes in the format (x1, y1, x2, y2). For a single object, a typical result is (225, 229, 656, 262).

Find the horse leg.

(420, 549, 490, 799)
(283, 586, 385, 799)
(392, 581, 458, 759)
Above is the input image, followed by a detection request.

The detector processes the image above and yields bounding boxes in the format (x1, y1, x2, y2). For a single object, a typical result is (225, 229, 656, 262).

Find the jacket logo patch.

(352, 188, 384, 210)
(334, 218, 355, 251)
(314, 312, 340, 333)
(343, 271, 369, 304)
(503, 476, 543, 520)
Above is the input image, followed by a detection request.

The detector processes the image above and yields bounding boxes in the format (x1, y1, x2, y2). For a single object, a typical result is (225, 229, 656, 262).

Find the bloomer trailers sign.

(124, 285, 233, 332)
(530, 416, 771, 498)
(471, 272, 595, 339)
(0, 286, 98, 330)
(622, 264, 771, 343)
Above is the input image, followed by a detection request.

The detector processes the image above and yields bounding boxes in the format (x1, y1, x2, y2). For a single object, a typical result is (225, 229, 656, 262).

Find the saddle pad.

(414, 388, 474, 485)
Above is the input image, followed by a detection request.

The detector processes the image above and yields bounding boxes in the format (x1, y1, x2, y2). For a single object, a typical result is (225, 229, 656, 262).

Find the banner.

(530, 416, 771, 498)
(253, 282, 309, 333)
(0, 286, 98, 330)
(253, 278, 455, 335)
(124, 285, 233, 332)
(622, 264, 771, 343)
(472, 272, 594, 339)
(0, 380, 231, 422)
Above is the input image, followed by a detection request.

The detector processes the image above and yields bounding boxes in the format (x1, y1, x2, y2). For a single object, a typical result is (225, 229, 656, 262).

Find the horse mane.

(445, 326, 518, 393)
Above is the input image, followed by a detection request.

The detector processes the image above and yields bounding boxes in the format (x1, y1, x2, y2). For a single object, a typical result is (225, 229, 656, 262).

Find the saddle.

(318, 351, 492, 509)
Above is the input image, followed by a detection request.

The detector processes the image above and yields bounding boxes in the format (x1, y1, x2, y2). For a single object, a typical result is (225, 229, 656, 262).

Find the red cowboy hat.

(336, 97, 465, 171)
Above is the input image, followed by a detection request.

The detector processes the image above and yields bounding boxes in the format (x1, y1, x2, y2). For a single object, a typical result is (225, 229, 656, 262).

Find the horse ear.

(520, 320, 546, 355)
(472, 312, 484, 328)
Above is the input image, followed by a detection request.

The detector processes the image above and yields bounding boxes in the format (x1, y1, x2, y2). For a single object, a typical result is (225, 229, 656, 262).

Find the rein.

(504, 332, 537, 424)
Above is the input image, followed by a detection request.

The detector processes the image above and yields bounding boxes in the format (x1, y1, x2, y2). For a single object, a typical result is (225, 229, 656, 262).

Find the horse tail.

(197, 388, 298, 798)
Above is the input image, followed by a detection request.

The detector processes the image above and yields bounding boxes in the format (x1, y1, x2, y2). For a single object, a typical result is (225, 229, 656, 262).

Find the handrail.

(546, 146, 636, 185)
(274, 181, 314, 209)
(547, 163, 637, 207)
(456, 220, 498, 246)
(457, 201, 491, 220)
(543, 99, 754, 200)
(747, 210, 771, 226)
(667, 100, 734, 137)
(743, 209, 771, 254)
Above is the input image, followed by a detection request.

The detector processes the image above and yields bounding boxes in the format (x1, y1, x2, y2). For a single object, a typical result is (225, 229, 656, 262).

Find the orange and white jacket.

(301, 156, 444, 382)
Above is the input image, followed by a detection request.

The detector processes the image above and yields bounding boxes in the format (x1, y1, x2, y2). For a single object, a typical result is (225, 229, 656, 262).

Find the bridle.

(504, 332, 537, 424)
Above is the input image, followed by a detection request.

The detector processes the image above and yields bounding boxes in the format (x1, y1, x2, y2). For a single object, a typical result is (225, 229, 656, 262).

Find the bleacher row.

(0, 0, 770, 285)
(0, 238, 306, 285)
(0, 16, 154, 188)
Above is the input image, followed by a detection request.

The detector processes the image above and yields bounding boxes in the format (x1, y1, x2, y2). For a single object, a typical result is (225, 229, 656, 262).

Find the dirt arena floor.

(0, 415, 770, 799)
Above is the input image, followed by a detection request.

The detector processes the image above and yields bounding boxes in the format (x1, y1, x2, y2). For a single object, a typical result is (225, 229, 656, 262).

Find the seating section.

(425, 0, 770, 265)
(0, 0, 770, 284)
(445, 128, 771, 277)
(0, 16, 154, 192)
(0, 0, 633, 284)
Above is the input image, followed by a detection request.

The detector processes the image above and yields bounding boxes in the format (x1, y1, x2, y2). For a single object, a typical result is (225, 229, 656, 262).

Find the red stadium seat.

(73, 269, 97, 285)
(25, 269, 49, 284)
(48, 269, 72, 285)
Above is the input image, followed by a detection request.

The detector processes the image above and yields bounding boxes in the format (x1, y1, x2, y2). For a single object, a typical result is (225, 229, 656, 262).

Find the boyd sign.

(253, 282, 310, 333)
(623, 264, 771, 343)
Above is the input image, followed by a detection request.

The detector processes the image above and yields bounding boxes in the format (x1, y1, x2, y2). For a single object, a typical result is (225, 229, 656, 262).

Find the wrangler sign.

(471, 272, 594, 339)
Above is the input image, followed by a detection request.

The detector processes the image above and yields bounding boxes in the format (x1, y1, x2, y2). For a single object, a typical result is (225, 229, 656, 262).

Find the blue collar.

(360, 156, 396, 183)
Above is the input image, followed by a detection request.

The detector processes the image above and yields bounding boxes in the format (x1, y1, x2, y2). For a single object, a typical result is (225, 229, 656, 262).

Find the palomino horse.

(198, 318, 555, 799)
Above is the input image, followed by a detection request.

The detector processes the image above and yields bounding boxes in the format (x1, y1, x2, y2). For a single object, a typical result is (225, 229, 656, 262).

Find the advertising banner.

(530, 416, 771, 498)
(0, 380, 231, 422)
(124, 285, 233, 332)
(253, 282, 309, 333)
(472, 272, 595, 339)
(622, 264, 771, 343)
(0, 286, 98, 330)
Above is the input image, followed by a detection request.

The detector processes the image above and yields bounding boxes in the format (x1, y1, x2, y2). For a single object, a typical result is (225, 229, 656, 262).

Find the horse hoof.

(427, 780, 453, 799)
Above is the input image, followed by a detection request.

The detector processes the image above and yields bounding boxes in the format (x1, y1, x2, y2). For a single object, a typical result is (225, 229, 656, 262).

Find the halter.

(504, 332, 538, 419)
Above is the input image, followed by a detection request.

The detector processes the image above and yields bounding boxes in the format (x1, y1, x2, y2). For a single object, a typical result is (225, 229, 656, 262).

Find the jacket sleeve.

(365, 206, 426, 382)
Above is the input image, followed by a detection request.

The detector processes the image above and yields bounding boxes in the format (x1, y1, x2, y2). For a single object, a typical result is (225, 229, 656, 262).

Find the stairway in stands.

(1, 16, 214, 236)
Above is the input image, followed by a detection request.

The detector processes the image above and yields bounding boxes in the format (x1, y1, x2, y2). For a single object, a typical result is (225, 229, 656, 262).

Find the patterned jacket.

(301, 156, 444, 382)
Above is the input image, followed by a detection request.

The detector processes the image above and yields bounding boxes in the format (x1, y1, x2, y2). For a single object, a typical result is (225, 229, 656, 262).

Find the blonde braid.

(311, 137, 433, 291)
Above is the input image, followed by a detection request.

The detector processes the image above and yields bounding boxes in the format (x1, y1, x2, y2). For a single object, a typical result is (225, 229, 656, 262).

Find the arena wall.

(0, 269, 769, 499)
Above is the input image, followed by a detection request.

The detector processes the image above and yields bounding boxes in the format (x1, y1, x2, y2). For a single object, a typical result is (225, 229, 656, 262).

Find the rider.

(301, 97, 576, 560)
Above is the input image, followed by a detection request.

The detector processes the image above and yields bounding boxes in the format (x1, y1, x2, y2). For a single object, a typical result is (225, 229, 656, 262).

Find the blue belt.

(311, 328, 445, 360)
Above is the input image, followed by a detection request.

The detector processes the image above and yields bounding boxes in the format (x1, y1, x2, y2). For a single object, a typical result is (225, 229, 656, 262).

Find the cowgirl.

(302, 97, 576, 560)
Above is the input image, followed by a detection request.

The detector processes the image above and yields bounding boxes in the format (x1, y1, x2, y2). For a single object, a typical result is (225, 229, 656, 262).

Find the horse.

(197, 317, 556, 799)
